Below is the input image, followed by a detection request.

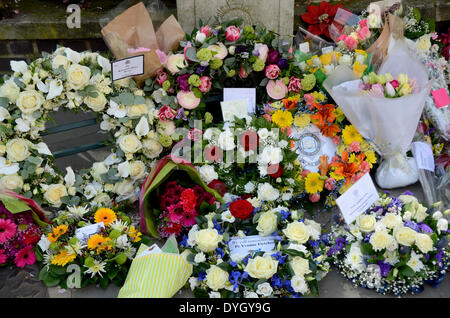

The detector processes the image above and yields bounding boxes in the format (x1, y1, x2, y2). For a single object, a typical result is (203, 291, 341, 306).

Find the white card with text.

(111, 55, 144, 81)
(75, 222, 104, 244)
(220, 99, 249, 122)
(228, 235, 276, 258)
(336, 173, 379, 225)
(412, 141, 435, 172)
(138, 243, 162, 258)
(223, 88, 256, 114)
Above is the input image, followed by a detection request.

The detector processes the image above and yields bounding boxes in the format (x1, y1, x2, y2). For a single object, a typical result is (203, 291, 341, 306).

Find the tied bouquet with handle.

(323, 14, 433, 189)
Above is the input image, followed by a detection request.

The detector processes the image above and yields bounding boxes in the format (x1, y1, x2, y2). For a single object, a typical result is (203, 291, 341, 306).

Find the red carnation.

(208, 179, 227, 197)
(229, 199, 254, 220)
(301, 1, 343, 39)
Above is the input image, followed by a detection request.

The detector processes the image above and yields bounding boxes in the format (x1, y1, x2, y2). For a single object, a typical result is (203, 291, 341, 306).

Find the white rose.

(142, 138, 163, 159)
(283, 221, 310, 244)
(0, 174, 23, 190)
(0, 80, 20, 103)
(356, 214, 376, 233)
(6, 138, 30, 162)
(195, 228, 222, 253)
(93, 193, 111, 206)
(52, 55, 70, 70)
(206, 265, 229, 291)
(256, 211, 278, 236)
(412, 203, 428, 223)
(44, 184, 67, 207)
(257, 183, 279, 201)
(199, 165, 218, 184)
(118, 134, 142, 154)
(437, 218, 448, 235)
(84, 92, 107, 112)
(129, 161, 146, 179)
(290, 256, 311, 277)
(91, 162, 108, 182)
(16, 90, 44, 114)
(382, 213, 403, 229)
(369, 230, 394, 251)
(67, 64, 91, 90)
(416, 35, 431, 52)
(394, 226, 416, 246)
(367, 13, 381, 28)
(256, 282, 273, 297)
(244, 256, 278, 279)
(113, 181, 134, 196)
(398, 195, 418, 205)
(127, 104, 148, 118)
(415, 233, 434, 254)
(291, 275, 309, 295)
(244, 291, 259, 298)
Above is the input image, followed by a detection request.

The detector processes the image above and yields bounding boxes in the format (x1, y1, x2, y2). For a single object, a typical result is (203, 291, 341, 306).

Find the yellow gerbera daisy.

(342, 125, 363, 146)
(51, 250, 76, 267)
(304, 172, 324, 194)
(294, 113, 311, 129)
(94, 208, 117, 226)
(272, 110, 293, 129)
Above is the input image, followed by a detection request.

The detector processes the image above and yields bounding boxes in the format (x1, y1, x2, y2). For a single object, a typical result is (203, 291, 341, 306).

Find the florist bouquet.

(182, 194, 330, 298)
(139, 155, 223, 238)
(328, 192, 449, 295)
(0, 189, 49, 268)
(36, 205, 143, 289)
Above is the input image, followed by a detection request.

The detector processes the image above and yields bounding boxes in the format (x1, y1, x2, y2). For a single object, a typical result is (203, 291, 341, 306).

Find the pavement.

(0, 109, 448, 298)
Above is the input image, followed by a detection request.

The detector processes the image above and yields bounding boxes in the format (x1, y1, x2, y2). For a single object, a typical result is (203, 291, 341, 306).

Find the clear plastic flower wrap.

(323, 39, 432, 189)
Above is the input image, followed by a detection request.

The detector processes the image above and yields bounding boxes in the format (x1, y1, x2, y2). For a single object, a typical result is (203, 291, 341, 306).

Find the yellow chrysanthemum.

(342, 125, 363, 146)
(311, 91, 326, 103)
(51, 250, 76, 267)
(294, 113, 311, 129)
(364, 150, 377, 167)
(94, 208, 117, 226)
(272, 110, 294, 129)
(128, 226, 142, 243)
(304, 172, 324, 194)
(271, 101, 284, 109)
(353, 61, 367, 78)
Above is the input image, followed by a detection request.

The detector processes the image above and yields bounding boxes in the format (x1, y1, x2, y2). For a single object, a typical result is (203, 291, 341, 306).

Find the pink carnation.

(357, 26, 371, 41)
(360, 161, 370, 174)
(324, 178, 336, 191)
(309, 193, 321, 203)
(265, 64, 280, 79)
(288, 76, 302, 93)
(188, 128, 202, 141)
(344, 36, 358, 50)
(304, 93, 315, 106)
(225, 26, 241, 42)
(359, 19, 368, 29)
(198, 76, 211, 93)
(348, 141, 361, 153)
(200, 25, 213, 37)
(158, 105, 175, 121)
(263, 114, 272, 122)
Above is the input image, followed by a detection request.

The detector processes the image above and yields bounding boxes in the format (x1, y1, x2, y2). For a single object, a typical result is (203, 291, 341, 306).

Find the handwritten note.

(336, 173, 379, 225)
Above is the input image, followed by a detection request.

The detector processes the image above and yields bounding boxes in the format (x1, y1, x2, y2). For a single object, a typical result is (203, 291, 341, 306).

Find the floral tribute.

(327, 192, 449, 295)
(359, 72, 416, 98)
(181, 195, 330, 298)
(36, 205, 143, 289)
(300, 1, 343, 40)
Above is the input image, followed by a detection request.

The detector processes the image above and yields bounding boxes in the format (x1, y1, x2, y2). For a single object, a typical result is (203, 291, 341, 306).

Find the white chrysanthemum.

(110, 219, 128, 232)
(67, 205, 89, 219)
(84, 260, 107, 278)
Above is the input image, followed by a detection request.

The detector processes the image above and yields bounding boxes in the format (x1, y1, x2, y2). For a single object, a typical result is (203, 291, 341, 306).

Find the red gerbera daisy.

(301, 1, 343, 39)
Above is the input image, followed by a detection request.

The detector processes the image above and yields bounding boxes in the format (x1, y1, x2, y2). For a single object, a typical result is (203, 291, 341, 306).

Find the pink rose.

(359, 19, 368, 29)
(158, 105, 175, 120)
(254, 43, 269, 63)
(263, 114, 272, 122)
(266, 79, 288, 100)
(309, 193, 320, 203)
(239, 65, 249, 79)
(344, 36, 358, 50)
(156, 71, 168, 86)
(225, 26, 241, 42)
(357, 26, 371, 41)
(265, 64, 280, 79)
(177, 91, 201, 110)
(288, 76, 302, 93)
(198, 76, 211, 93)
(200, 25, 213, 37)
(324, 178, 336, 191)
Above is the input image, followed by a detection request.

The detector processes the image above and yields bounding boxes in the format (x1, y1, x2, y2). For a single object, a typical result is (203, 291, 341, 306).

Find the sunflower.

(94, 208, 117, 226)
(272, 110, 294, 129)
(342, 125, 363, 146)
(304, 172, 324, 194)
(51, 250, 76, 266)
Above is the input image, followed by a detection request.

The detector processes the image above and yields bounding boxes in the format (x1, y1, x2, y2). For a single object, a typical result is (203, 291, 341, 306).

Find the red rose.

(208, 179, 227, 197)
(229, 199, 254, 220)
(268, 164, 284, 178)
(240, 130, 259, 151)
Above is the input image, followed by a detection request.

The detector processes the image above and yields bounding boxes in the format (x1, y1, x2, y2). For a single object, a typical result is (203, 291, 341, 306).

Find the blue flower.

(271, 252, 287, 265)
(228, 261, 237, 268)
(309, 240, 319, 248)
(281, 209, 290, 221)
(197, 272, 206, 282)
(179, 235, 188, 248)
(216, 247, 225, 259)
(213, 220, 223, 234)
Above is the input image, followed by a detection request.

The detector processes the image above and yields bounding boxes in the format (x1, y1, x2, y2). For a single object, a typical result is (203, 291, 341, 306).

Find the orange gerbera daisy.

(94, 208, 117, 226)
(53, 224, 68, 236)
(87, 234, 112, 254)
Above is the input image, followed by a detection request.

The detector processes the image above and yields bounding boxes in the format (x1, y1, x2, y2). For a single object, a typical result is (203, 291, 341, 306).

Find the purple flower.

(277, 58, 289, 70)
(436, 249, 444, 264)
(267, 49, 280, 64)
(403, 190, 415, 196)
(377, 261, 391, 277)
(418, 223, 433, 234)
(175, 108, 187, 120)
(404, 221, 420, 232)
(177, 73, 190, 91)
(235, 45, 247, 54)
(196, 65, 207, 75)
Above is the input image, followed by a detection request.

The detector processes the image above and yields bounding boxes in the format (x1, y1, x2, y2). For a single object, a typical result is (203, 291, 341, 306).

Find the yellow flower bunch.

(128, 226, 142, 243)
(272, 109, 294, 129)
(51, 250, 77, 266)
(47, 224, 68, 243)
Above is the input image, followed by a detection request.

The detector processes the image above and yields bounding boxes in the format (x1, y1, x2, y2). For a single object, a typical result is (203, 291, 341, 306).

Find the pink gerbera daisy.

(14, 245, 36, 268)
(0, 249, 7, 264)
(0, 218, 17, 243)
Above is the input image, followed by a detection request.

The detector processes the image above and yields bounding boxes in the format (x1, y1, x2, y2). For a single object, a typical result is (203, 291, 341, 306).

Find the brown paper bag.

(101, 2, 185, 84)
(367, 13, 403, 72)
